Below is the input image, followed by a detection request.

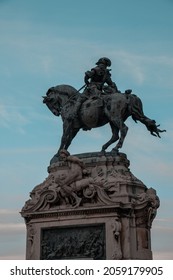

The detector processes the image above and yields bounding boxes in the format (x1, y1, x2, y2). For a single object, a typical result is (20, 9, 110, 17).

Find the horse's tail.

(129, 94, 146, 122)
(129, 94, 166, 138)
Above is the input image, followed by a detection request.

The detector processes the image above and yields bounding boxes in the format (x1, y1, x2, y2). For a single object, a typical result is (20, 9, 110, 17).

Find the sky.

(0, 0, 173, 260)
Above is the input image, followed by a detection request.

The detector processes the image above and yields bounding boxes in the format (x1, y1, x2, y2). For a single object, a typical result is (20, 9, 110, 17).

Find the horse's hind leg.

(113, 123, 128, 151)
(101, 122, 119, 152)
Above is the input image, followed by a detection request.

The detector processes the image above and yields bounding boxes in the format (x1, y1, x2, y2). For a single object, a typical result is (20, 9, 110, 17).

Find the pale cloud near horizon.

(0, 208, 19, 216)
(0, 209, 26, 259)
(0, 254, 25, 260)
(0, 223, 25, 235)
(153, 251, 173, 260)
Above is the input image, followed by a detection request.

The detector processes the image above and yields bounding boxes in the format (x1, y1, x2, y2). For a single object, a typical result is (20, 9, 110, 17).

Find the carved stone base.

(21, 151, 159, 260)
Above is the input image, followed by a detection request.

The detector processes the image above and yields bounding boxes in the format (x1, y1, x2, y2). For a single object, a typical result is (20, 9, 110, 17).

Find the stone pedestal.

(21, 151, 159, 260)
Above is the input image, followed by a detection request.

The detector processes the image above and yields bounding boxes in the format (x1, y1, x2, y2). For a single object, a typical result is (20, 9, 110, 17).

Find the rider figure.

(71, 57, 119, 119)
(84, 57, 118, 95)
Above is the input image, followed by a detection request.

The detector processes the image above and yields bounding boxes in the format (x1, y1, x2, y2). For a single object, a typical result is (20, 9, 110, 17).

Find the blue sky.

(0, 0, 173, 259)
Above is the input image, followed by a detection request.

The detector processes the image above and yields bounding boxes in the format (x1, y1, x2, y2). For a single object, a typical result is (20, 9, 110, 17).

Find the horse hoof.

(111, 148, 119, 155)
(100, 149, 106, 155)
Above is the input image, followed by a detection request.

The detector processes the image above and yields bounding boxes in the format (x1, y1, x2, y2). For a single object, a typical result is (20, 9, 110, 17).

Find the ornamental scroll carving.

(131, 188, 160, 250)
(132, 187, 160, 228)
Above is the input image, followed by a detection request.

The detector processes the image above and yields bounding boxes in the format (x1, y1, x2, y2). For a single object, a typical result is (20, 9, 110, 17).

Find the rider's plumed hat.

(96, 57, 111, 67)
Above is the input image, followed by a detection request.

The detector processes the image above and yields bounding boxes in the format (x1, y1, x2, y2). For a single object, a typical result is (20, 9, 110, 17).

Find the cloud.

(111, 50, 146, 85)
(0, 208, 18, 214)
(0, 223, 25, 235)
(0, 103, 30, 133)
(155, 200, 173, 220)
(0, 209, 20, 219)
(0, 209, 23, 224)
(0, 146, 54, 155)
(0, 100, 56, 136)
(1, 17, 173, 91)
(153, 251, 173, 260)
(151, 209, 173, 260)
(153, 225, 173, 233)
(0, 208, 26, 259)
(109, 49, 173, 89)
(0, 254, 25, 260)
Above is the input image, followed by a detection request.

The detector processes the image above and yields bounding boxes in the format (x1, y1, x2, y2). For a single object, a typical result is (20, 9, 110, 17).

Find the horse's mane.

(53, 84, 79, 98)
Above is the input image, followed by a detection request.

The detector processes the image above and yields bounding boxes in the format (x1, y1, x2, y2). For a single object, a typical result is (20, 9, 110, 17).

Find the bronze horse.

(43, 85, 165, 155)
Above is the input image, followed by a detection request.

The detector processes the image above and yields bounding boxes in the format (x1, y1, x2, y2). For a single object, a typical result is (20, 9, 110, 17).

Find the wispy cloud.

(0, 223, 25, 235)
(0, 254, 25, 260)
(0, 209, 24, 223)
(0, 208, 25, 259)
(0, 101, 56, 135)
(1, 18, 173, 91)
(0, 103, 29, 133)
(109, 49, 173, 88)
(0, 147, 55, 155)
(153, 251, 173, 260)
(153, 226, 173, 233)
(0, 209, 19, 217)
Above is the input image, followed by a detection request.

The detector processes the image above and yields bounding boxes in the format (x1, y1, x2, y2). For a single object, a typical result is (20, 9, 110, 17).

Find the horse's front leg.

(58, 121, 80, 154)
(50, 124, 71, 164)
(64, 128, 80, 150)
(57, 121, 72, 154)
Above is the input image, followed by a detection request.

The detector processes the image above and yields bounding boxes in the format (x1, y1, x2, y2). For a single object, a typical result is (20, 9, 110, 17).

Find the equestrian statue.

(43, 57, 166, 156)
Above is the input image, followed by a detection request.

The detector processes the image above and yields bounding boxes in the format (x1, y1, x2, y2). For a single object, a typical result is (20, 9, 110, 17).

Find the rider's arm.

(106, 70, 119, 91)
(84, 69, 95, 85)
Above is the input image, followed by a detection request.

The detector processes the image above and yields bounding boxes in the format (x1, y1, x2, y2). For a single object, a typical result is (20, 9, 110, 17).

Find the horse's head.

(43, 87, 62, 116)
(43, 84, 79, 117)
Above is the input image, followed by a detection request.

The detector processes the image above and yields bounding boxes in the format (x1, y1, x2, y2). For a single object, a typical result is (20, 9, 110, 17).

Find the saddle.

(80, 96, 104, 129)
